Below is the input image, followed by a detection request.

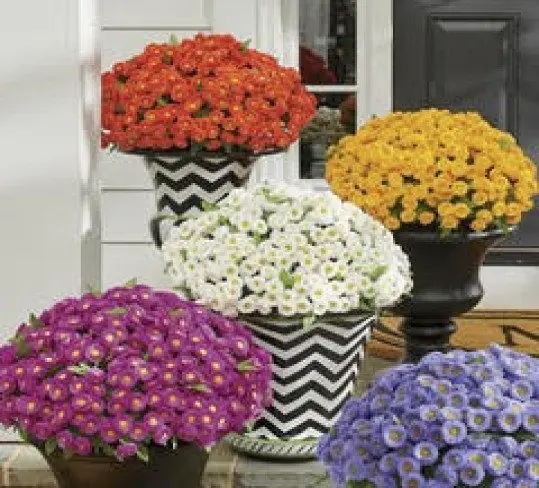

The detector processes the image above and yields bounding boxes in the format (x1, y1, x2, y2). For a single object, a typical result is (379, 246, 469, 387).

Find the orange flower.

(101, 34, 316, 153)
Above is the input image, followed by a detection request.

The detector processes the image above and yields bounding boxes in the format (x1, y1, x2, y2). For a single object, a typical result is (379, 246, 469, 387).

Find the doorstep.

(0, 355, 393, 488)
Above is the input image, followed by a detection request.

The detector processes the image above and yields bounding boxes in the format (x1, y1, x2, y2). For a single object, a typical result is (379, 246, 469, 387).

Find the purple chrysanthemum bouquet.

(0, 283, 272, 461)
(318, 345, 539, 488)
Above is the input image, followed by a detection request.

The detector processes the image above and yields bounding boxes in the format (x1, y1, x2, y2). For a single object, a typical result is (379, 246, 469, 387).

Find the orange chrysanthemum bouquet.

(101, 34, 316, 154)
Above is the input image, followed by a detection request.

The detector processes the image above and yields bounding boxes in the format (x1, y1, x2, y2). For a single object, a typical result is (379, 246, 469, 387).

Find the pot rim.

(238, 311, 376, 327)
(123, 147, 284, 158)
(394, 226, 514, 242)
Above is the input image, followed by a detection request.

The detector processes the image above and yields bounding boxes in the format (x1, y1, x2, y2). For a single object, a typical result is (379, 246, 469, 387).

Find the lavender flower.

(317, 345, 539, 488)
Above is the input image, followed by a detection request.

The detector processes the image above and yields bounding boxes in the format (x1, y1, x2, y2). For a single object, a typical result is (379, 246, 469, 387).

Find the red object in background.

(299, 46, 337, 85)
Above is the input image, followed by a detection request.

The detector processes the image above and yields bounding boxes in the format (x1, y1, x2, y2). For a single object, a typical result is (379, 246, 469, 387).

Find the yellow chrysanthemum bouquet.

(326, 109, 537, 233)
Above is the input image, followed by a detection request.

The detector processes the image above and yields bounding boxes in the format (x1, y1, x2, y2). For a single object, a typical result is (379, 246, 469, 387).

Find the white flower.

(161, 184, 412, 317)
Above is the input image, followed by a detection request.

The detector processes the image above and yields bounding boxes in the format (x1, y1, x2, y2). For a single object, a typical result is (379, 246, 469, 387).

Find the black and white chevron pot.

(143, 151, 257, 248)
(145, 152, 256, 216)
(227, 314, 373, 459)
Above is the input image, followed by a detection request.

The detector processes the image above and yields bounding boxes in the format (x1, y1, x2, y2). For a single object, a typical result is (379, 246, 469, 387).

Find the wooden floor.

(368, 310, 539, 361)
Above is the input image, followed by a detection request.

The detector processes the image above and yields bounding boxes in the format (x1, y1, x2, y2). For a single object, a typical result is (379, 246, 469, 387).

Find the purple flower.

(99, 420, 119, 443)
(397, 457, 420, 477)
(56, 429, 75, 450)
(496, 408, 522, 433)
(522, 407, 539, 434)
(443, 449, 466, 469)
(419, 404, 439, 422)
(382, 424, 407, 448)
(413, 441, 439, 465)
(113, 414, 133, 435)
(129, 423, 148, 442)
(491, 478, 513, 488)
(459, 462, 485, 486)
(153, 424, 173, 446)
(441, 420, 467, 445)
(508, 460, 525, 479)
(378, 453, 397, 474)
(466, 408, 492, 432)
(406, 420, 426, 443)
(401, 473, 424, 488)
(514, 479, 537, 488)
(73, 436, 92, 456)
(519, 441, 538, 459)
(486, 452, 508, 476)
(116, 442, 138, 459)
(498, 436, 519, 457)
(523, 459, 539, 481)
(435, 465, 458, 485)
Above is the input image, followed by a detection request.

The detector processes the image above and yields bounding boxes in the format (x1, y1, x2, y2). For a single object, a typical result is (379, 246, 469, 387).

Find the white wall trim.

(80, 0, 102, 291)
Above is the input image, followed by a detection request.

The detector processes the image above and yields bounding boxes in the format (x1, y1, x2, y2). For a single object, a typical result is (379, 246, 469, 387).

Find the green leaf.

(252, 232, 265, 244)
(136, 444, 149, 463)
(169, 33, 179, 45)
(18, 428, 30, 442)
(498, 139, 512, 150)
(12, 336, 30, 358)
(370, 265, 388, 281)
(302, 314, 317, 327)
(67, 363, 91, 375)
(279, 270, 295, 290)
(86, 283, 101, 297)
(237, 359, 257, 372)
(188, 383, 210, 393)
(63, 449, 74, 460)
(28, 313, 44, 329)
(44, 438, 57, 456)
(240, 39, 251, 52)
(156, 96, 168, 106)
(201, 201, 219, 212)
(169, 308, 184, 317)
(107, 307, 127, 315)
(193, 106, 211, 118)
(101, 442, 117, 458)
(124, 277, 138, 288)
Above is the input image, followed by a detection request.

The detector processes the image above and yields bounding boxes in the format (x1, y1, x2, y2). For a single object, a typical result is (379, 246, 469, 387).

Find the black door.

(394, 0, 539, 265)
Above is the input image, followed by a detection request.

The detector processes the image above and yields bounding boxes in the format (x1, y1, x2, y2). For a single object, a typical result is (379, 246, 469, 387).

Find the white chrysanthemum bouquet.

(162, 185, 412, 320)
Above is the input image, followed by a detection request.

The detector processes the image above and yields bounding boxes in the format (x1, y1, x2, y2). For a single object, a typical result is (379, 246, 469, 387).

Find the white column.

(0, 0, 83, 338)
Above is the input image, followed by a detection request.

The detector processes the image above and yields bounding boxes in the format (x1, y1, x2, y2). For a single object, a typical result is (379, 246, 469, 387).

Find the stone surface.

(0, 355, 394, 487)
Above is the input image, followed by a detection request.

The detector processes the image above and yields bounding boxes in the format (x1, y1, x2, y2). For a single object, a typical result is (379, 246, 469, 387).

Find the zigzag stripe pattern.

(145, 154, 256, 216)
(242, 315, 373, 441)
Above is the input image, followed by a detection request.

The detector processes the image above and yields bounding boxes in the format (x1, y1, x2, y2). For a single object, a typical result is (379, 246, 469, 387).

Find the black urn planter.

(391, 228, 511, 363)
(41, 443, 208, 488)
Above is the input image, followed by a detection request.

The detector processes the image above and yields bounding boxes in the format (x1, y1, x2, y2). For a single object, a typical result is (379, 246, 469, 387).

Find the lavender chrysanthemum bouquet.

(0, 284, 272, 461)
(318, 345, 539, 488)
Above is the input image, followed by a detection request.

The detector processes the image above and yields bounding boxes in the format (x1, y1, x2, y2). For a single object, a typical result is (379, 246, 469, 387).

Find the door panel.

(394, 0, 539, 264)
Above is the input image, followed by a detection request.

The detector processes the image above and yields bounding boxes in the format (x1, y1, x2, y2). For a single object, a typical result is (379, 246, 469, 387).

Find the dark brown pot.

(42, 444, 208, 488)
(391, 228, 511, 363)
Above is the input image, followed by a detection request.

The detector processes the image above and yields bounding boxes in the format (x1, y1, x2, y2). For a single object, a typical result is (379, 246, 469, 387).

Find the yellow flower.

(400, 210, 416, 223)
(475, 209, 493, 223)
(454, 203, 471, 219)
(441, 216, 459, 230)
(325, 108, 537, 233)
(418, 211, 435, 226)
(470, 219, 488, 232)
(437, 202, 454, 217)
(384, 216, 401, 230)
(492, 202, 506, 217)
(472, 192, 488, 206)
(451, 181, 469, 197)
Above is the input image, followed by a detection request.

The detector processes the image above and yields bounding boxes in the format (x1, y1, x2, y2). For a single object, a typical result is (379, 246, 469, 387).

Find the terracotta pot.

(41, 443, 208, 488)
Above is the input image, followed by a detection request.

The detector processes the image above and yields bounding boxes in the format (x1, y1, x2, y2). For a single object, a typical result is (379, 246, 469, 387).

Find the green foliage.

(124, 277, 138, 288)
(169, 33, 179, 45)
(369, 265, 388, 281)
(136, 444, 149, 463)
(279, 269, 296, 290)
(107, 307, 127, 315)
(44, 438, 57, 456)
(28, 313, 44, 329)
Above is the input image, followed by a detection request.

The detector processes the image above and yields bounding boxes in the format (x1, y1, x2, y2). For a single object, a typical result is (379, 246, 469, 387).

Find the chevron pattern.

(145, 153, 256, 216)
(241, 314, 374, 442)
